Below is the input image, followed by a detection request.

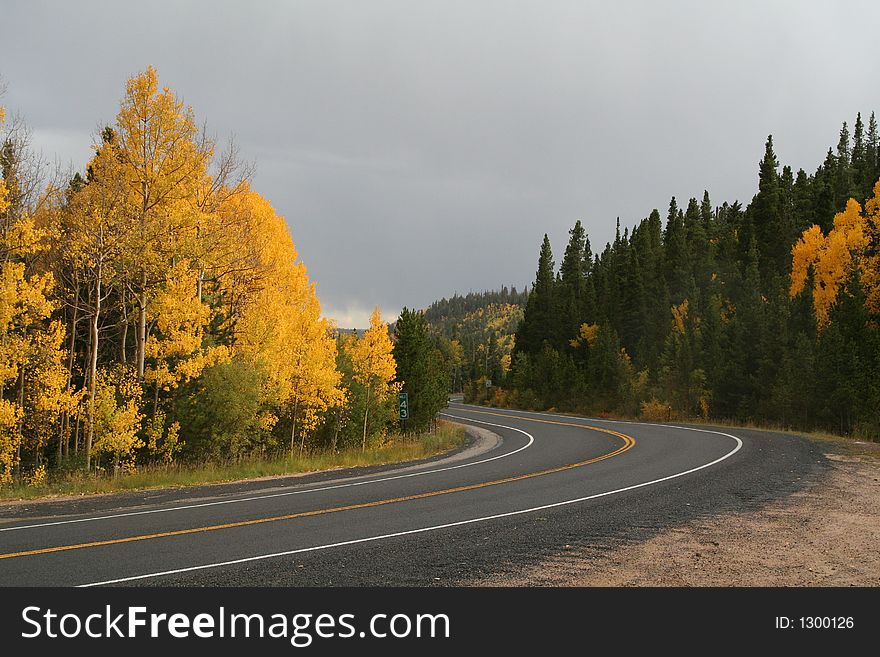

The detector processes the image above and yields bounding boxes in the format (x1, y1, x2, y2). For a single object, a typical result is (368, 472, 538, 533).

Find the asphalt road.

(0, 402, 825, 586)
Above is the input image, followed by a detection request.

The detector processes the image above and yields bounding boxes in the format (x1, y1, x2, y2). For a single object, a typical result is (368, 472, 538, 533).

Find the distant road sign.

(398, 392, 409, 420)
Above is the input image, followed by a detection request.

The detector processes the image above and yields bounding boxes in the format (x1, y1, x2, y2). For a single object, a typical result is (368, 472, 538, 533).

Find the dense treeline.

(473, 115, 880, 438)
(0, 68, 450, 486)
(424, 287, 528, 324)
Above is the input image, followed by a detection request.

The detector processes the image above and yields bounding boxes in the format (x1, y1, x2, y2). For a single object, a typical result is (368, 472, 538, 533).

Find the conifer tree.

(663, 197, 690, 303)
(393, 307, 449, 432)
(865, 112, 879, 194)
(557, 220, 588, 348)
(514, 234, 556, 355)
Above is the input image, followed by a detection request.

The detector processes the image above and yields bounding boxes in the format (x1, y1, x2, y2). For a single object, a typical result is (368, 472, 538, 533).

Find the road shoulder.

(0, 425, 501, 523)
(475, 438, 880, 586)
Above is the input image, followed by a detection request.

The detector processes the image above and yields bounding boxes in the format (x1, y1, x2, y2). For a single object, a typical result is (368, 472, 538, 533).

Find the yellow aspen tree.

(0, 98, 74, 481)
(569, 322, 599, 349)
(349, 307, 398, 451)
(210, 188, 293, 341)
(862, 179, 880, 316)
(229, 190, 342, 453)
(282, 309, 343, 456)
(0, 102, 9, 222)
(0, 111, 13, 481)
(0, 95, 61, 481)
(24, 320, 80, 468)
(191, 141, 253, 304)
(289, 325, 344, 456)
(0, 261, 55, 482)
(790, 194, 872, 328)
(113, 66, 213, 381)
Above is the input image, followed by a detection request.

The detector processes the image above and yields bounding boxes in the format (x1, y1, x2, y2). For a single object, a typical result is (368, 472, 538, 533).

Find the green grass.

(0, 422, 466, 501)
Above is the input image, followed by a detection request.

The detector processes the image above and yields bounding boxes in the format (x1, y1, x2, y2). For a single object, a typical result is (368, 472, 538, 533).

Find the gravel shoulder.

(476, 439, 880, 587)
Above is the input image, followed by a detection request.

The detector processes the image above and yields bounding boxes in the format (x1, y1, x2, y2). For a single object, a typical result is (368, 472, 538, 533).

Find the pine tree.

(834, 121, 856, 208)
(393, 307, 449, 432)
(750, 135, 785, 284)
(852, 112, 866, 197)
(617, 239, 645, 356)
(581, 233, 598, 324)
(514, 234, 556, 355)
(720, 238, 765, 419)
(813, 148, 839, 230)
(866, 112, 879, 193)
(557, 220, 588, 347)
(700, 190, 713, 229)
(663, 197, 690, 304)
(685, 195, 711, 296)
(792, 168, 814, 234)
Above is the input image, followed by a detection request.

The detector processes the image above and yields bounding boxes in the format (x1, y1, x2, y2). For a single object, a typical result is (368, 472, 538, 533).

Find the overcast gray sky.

(2, 1, 878, 326)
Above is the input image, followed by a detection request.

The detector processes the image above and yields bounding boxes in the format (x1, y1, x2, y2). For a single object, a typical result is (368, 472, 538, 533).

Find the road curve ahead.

(0, 403, 824, 586)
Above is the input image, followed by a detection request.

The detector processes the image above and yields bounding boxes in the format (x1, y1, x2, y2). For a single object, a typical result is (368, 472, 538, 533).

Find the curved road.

(0, 402, 824, 586)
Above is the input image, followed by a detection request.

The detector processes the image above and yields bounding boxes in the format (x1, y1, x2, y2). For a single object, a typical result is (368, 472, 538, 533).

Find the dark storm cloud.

(2, 0, 878, 326)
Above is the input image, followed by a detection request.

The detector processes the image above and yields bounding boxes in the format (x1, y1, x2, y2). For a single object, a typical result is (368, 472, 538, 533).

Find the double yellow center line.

(0, 410, 635, 561)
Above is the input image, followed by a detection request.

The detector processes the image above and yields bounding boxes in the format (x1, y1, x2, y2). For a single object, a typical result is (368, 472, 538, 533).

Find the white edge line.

(77, 417, 742, 587)
(0, 411, 532, 533)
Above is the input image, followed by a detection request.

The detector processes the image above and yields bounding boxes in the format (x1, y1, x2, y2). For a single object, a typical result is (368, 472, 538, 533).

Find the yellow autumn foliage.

(229, 189, 342, 449)
(570, 322, 600, 349)
(115, 66, 211, 215)
(350, 307, 397, 393)
(24, 321, 81, 454)
(671, 299, 689, 335)
(0, 104, 7, 217)
(90, 367, 144, 475)
(862, 179, 880, 317)
(348, 307, 399, 450)
(0, 67, 412, 479)
(0, 399, 21, 484)
(144, 260, 229, 391)
(790, 185, 880, 328)
(0, 180, 9, 219)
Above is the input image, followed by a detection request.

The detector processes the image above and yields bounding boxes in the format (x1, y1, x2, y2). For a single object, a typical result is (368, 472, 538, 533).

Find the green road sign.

(398, 392, 409, 420)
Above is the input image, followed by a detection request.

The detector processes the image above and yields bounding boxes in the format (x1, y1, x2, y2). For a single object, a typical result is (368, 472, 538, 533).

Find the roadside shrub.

(174, 357, 269, 460)
(640, 398, 674, 422)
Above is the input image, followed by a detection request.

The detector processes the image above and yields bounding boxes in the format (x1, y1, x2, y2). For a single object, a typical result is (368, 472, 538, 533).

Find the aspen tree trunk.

(74, 415, 81, 455)
(86, 258, 102, 471)
(153, 380, 160, 418)
(61, 282, 80, 460)
(289, 392, 299, 456)
(332, 407, 341, 453)
(76, 299, 94, 457)
(361, 384, 371, 452)
(136, 275, 147, 381)
(15, 365, 24, 481)
(299, 424, 308, 456)
(86, 237, 104, 471)
(119, 287, 128, 364)
(298, 398, 308, 456)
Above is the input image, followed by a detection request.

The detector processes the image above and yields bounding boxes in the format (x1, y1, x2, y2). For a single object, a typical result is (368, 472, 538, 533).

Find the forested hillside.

(473, 115, 880, 438)
(423, 289, 527, 393)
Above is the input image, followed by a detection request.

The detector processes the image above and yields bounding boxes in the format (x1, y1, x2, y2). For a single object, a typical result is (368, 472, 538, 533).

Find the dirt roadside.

(477, 441, 880, 587)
